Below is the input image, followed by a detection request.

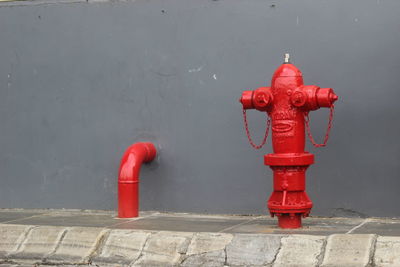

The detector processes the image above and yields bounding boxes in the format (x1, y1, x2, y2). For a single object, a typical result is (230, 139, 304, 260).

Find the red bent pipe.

(118, 142, 157, 218)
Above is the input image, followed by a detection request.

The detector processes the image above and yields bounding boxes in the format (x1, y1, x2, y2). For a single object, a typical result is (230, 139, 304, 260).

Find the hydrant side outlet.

(240, 55, 338, 229)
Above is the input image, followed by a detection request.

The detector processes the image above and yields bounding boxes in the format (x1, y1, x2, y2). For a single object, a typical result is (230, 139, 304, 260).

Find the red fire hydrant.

(240, 54, 338, 228)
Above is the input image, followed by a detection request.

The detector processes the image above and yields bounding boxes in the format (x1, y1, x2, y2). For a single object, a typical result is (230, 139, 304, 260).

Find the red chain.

(242, 107, 271, 149)
(305, 104, 335, 147)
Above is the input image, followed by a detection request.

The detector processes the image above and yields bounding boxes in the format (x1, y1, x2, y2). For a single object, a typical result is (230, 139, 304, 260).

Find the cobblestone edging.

(0, 224, 399, 266)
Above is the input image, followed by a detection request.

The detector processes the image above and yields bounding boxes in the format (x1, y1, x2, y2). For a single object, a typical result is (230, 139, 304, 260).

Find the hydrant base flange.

(278, 214, 303, 229)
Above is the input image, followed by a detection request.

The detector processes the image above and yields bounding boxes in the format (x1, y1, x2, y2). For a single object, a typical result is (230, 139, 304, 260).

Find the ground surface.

(0, 209, 399, 236)
(0, 209, 399, 266)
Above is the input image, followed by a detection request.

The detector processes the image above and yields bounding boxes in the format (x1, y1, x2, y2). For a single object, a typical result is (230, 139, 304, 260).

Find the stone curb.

(0, 224, 399, 266)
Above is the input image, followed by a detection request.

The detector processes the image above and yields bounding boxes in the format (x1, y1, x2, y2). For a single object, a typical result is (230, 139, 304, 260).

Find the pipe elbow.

(118, 142, 157, 218)
(118, 142, 157, 184)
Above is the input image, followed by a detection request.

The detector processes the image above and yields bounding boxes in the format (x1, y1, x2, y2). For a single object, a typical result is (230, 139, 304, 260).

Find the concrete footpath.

(0, 209, 399, 266)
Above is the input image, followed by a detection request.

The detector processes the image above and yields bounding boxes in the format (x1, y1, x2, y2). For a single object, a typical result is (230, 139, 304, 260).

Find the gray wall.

(0, 0, 399, 217)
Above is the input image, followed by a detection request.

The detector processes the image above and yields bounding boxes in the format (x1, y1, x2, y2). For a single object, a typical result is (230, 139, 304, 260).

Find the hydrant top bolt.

(284, 53, 290, 63)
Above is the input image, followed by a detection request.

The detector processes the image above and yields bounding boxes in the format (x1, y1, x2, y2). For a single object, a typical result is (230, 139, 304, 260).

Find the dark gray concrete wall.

(0, 0, 399, 217)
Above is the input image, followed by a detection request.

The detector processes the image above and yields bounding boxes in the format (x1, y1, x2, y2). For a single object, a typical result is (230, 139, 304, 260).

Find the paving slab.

(374, 236, 400, 267)
(112, 214, 252, 233)
(9, 226, 66, 262)
(226, 234, 281, 266)
(0, 224, 32, 258)
(46, 227, 107, 264)
(0, 210, 47, 224)
(92, 230, 150, 266)
(1, 210, 400, 236)
(3, 213, 128, 228)
(225, 217, 365, 235)
(321, 234, 375, 267)
(352, 219, 400, 236)
(273, 235, 325, 267)
(133, 231, 193, 266)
